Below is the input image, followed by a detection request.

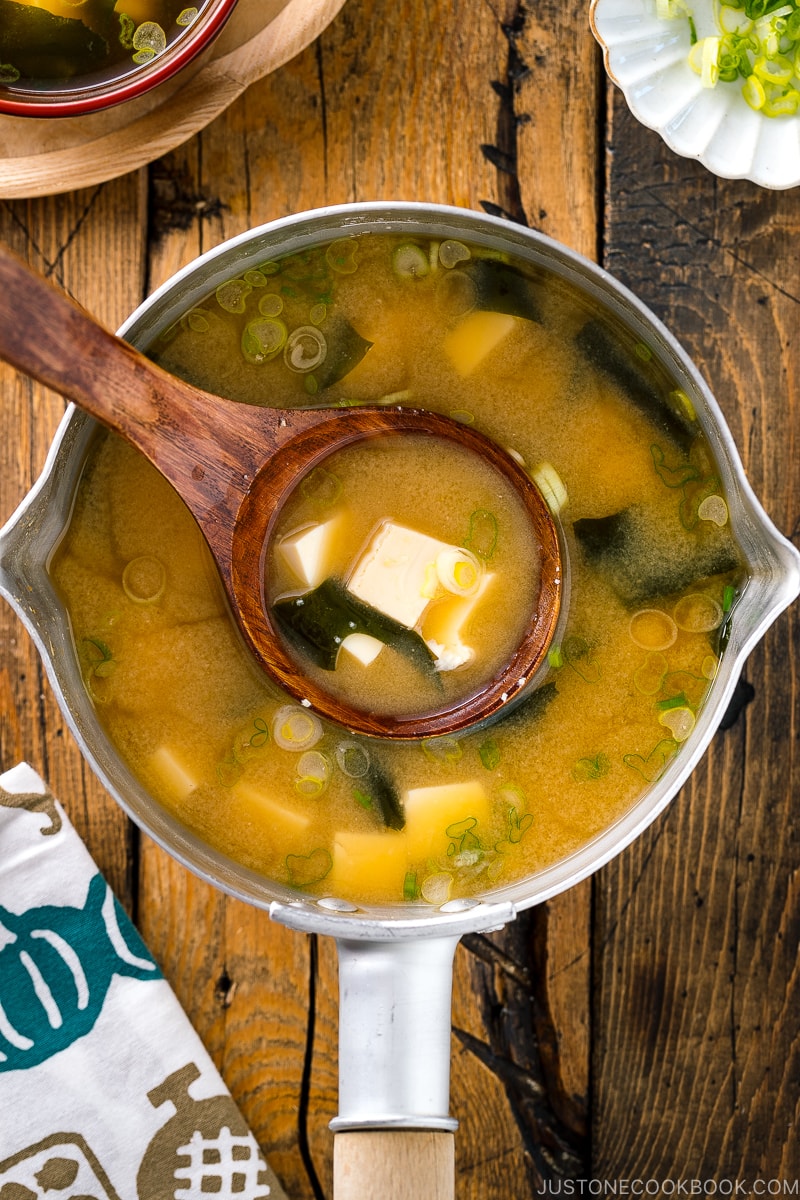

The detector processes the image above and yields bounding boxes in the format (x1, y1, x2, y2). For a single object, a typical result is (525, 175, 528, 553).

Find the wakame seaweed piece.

(273, 577, 439, 678)
(575, 319, 696, 453)
(315, 317, 373, 390)
(0, 0, 110, 82)
(362, 760, 405, 831)
(573, 506, 741, 607)
(460, 257, 543, 323)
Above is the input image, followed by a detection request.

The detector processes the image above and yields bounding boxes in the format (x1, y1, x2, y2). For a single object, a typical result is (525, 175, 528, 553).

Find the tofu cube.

(403, 780, 490, 861)
(232, 780, 312, 838)
(339, 632, 385, 666)
(330, 830, 409, 898)
(149, 746, 199, 801)
(277, 517, 342, 588)
(443, 310, 517, 377)
(347, 521, 452, 628)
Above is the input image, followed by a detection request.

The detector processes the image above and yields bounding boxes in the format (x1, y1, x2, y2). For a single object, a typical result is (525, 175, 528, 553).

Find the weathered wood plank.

(0, 178, 147, 909)
(594, 92, 800, 1181)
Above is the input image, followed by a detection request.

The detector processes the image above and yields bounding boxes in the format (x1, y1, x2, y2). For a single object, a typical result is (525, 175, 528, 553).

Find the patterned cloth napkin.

(0, 761, 288, 1200)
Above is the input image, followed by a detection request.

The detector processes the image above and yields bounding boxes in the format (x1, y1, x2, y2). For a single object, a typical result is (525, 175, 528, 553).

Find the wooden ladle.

(0, 246, 562, 738)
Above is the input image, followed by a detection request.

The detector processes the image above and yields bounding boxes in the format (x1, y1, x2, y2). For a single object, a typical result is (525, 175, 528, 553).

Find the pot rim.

(2, 201, 798, 939)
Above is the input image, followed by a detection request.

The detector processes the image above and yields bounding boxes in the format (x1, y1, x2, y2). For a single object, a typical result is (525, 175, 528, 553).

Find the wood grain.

(0, 178, 147, 908)
(333, 1130, 454, 1199)
(593, 94, 800, 1183)
(1, 0, 797, 1196)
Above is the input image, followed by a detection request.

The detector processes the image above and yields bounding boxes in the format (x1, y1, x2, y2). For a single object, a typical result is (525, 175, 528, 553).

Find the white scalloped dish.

(591, 0, 800, 188)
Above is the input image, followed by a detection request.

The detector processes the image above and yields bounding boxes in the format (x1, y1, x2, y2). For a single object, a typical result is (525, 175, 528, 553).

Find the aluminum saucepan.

(1, 203, 798, 1198)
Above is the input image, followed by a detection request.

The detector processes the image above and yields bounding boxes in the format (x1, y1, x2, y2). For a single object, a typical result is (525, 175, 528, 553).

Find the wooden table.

(1, 0, 798, 1194)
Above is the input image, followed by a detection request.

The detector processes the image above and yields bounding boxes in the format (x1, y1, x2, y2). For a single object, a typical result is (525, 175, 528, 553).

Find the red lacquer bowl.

(0, 0, 238, 118)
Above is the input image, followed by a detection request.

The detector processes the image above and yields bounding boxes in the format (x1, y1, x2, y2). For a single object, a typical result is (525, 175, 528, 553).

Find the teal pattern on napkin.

(0, 871, 161, 1073)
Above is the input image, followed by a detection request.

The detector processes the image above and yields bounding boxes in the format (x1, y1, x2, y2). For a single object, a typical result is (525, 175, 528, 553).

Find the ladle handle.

(0, 244, 280, 503)
(334, 1130, 454, 1199)
(0, 245, 195, 446)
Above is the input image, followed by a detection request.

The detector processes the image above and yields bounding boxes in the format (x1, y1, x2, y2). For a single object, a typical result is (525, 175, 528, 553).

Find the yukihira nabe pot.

(1, 203, 799, 1197)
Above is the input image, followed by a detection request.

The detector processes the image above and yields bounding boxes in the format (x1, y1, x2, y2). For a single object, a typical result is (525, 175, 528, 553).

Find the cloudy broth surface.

(51, 232, 745, 905)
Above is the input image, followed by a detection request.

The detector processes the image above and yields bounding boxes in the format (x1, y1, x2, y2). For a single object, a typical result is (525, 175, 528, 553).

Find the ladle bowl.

(1, 203, 798, 1197)
(0, 245, 562, 739)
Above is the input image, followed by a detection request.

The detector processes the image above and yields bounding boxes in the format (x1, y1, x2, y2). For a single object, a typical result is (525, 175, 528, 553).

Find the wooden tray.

(0, 0, 347, 199)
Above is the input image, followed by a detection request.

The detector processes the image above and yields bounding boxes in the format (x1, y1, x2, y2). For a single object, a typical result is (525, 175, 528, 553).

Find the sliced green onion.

(650, 443, 700, 489)
(743, 73, 767, 108)
(633, 652, 669, 696)
(284, 326, 327, 373)
(122, 555, 166, 604)
(241, 317, 287, 364)
(446, 817, 480, 855)
(119, 12, 136, 47)
(679, 0, 800, 117)
(435, 547, 481, 596)
(403, 871, 420, 901)
(272, 705, 323, 751)
(393, 243, 430, 278)
(83, 637, 115, 678)
(439, 240, 471, 268)
(547, 644, 564, 669)
(286, 849, 332, 887)
(421, 873, 453, 904)
(421, 737, 462, 765)
(502, 804, 533, 845)
(702, 654, 719, 680)
(335, 741, 370, 778)
(258, 292, 284, 316)
(379, 389, 413, 405)
(326, 238, 359, 274)
(300, 467, 342, 507)
(623, 738, 678, 783)
(187, 310, 210, 333)
(658, 706, 696, 741)
(628, 608, 678, 652)
(530, 461, 568, 514)
(133, 21, 167, 55)
(701, 36, 721, 85)
(673, 593, 724, 632)
(233, 716, 270, 762)
(563, 635, 601, 683)
(216, 278, 252, 314)
(572, 753, 611, 782)
(297, 750, 330, 784)
(465, 508, 499, 560)
(763, 89, 800, 115)
(296, 748, 331, 796)
(478, 737, 501, 770)
(697, 494, 729, 527)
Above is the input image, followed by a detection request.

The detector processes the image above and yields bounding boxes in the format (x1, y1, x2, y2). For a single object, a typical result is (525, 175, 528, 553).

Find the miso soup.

(51, 232, 745, 905)
(0, 0, 212, 94)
